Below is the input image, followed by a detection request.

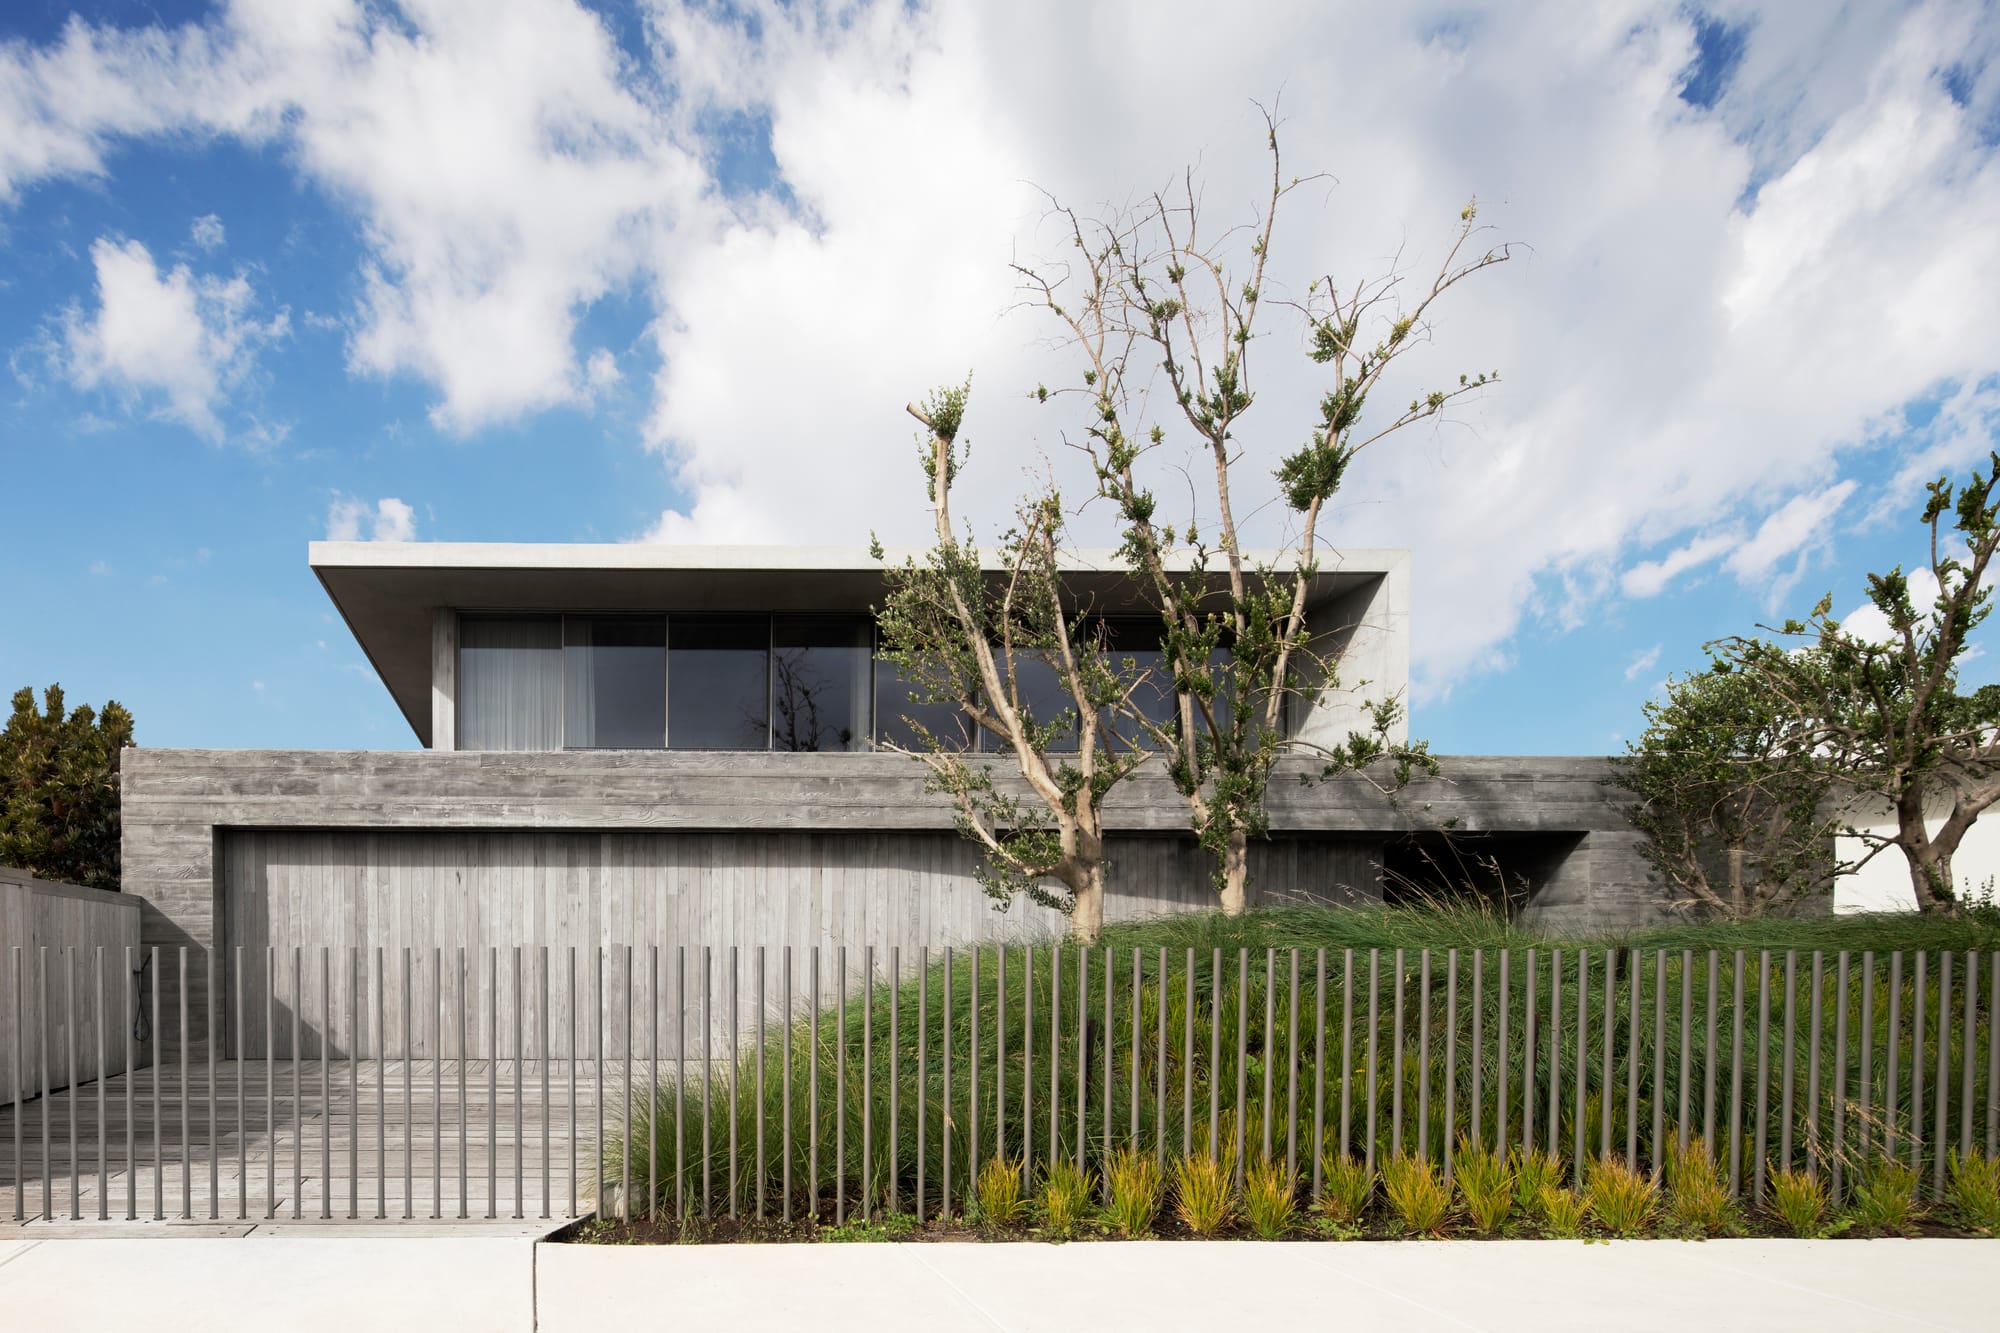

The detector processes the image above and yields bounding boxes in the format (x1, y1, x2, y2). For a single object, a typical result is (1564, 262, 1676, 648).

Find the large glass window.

(564, 617, 665, 749)
(1003, 655, 1078, 752)
(1102, 618, 1174, 750)
(458, 617, 562, 751)
(874, 657, 973, 751)
(669, 616, 770, 750)
(772, 617, 872, 752)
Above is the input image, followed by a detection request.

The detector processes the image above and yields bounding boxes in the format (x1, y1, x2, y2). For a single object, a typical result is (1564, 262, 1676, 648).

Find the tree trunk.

(1906, 848, 1957, 915)
(1070, 859, 1106, 945)
(1217, 831, 1252, 916)
(1726, 844, 1746, 918)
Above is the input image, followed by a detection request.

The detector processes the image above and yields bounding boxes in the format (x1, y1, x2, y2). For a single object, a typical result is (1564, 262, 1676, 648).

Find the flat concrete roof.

(310, 542, 1407, 746)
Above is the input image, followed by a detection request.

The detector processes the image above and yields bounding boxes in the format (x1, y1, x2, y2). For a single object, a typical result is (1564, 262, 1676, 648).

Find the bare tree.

(1016, 111, 1509, 912)
(873, 383, 1152, 943)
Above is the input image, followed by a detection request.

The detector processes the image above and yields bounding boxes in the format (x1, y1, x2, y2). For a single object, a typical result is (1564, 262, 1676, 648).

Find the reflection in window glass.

(458, 617, 562, 751)
(564, 617, 665, 749)
(1004, 655, 1078, 752)
(874, 657, 973, 751)
(772, 617, 872, 752)
(669, 616, 770, 750)
(1101, 618, 1173, 750)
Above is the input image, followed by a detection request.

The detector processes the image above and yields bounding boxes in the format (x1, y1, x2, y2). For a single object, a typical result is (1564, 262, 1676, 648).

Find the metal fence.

(3, 942, 1996, 1225)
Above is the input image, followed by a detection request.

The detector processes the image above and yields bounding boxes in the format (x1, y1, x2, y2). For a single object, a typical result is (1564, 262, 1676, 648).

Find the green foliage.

(1617, 659, 1837, 918)
(1768, 1167, 1829, 1238)
(1584, 1157, 1658, 1237)
(1511, 1150, 1562, 1218)
(1173, 1153, 1235, 1235)
(1454, 1139, 1513, 1233)
(1104, 1148, 1163, 1237)
(0, 684, 134, 891)
(822, 1212, 919, 1243)
(1848, 1159, 1919, 1235)
(1664, 1137, 1734, 1237)
(1319, 1152, 1376, 1225)
(1945, 1151, 2000, 1234)
(1039, 1160, 1096, 1238)
(1538, 1185, 1591, 1238)
(974, 1157, 1026, 1228)
(1381, 1154, 1451, 1237)
(1711, 452, 2000, 915)
(1243, 1158, 1299, 1238)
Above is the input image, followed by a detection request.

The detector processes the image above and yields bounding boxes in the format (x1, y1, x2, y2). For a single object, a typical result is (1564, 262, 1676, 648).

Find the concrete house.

(120, 542, 1658, 1049)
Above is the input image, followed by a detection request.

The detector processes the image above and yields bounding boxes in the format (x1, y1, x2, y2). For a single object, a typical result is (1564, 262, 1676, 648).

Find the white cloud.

(8, 0, 2000, 695)
(1622, 532, 1740, 599)
(1624, 644, 1662, 681)
(326, 494, 418, 542)
(1723, 479, 1859, 606)
(59, 235, 287, 439)
(585, 347, 621, 391)
(190, 213, 224, 249)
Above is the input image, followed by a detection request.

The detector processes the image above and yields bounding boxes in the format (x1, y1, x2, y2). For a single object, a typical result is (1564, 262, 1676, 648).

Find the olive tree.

(1016, 114, 1508, 911)
(873, 384, 1151, 943)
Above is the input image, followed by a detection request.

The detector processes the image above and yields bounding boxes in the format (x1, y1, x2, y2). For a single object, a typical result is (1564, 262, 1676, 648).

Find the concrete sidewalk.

(0, 1234, 1992, 1332)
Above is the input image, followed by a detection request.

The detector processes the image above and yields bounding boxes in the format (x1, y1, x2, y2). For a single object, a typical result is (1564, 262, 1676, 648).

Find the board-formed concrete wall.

(121, 749, 1662, 1046)
(0, 867, 143, 1105)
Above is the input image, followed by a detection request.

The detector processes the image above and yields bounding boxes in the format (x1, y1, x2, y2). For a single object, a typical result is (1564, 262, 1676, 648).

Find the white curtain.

(458, 617, 562, 751)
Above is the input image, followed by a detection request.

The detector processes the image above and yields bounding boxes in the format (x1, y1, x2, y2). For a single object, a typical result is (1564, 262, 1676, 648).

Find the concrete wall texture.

(119, 749, 1663, 1045)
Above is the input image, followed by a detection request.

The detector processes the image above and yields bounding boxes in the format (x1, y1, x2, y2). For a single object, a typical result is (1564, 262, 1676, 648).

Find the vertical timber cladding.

(216, 828, 1384, 1058)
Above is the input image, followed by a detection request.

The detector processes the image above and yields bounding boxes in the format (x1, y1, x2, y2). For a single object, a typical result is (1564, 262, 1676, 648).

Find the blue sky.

(3, 1, 1999, 756)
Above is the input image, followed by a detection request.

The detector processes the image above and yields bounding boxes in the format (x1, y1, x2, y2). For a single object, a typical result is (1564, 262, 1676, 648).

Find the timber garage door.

(218, 828, 1366, 1055)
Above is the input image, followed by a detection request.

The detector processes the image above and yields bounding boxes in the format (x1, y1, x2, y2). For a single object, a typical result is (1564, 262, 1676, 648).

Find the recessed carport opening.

(1378, 830, 1587, 917)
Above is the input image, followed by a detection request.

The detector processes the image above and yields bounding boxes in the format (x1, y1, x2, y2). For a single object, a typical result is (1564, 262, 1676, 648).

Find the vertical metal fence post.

(913, 947, 924, 1218)
(1262, 948, 1277, 1167)
(1779, 950, 1797, 1178)
(1524, 948, 1538, 1158)
(1904, 948, 1920, 1176)
(568, 948, 578, 1220)
(1364, 948, 1379, 1177)
(1959, 951, 1978, 1161)
(1547, 949, 1562, 1157)
(130, 945, 141, 1222)
(1651, 949, 1666, 1173)
(835, 948, 847, 1226)
(10, 947, 20, 1222)
(727, 947, 737, 1222)
(1753, 950, 1771, 1205)
(1572, 949, 1588, 1184)
(1987, 952, 1999, 1159)
(1048, 947, 1060, 1172)
(1106, 949, 1118, 1183)
(1601, 949, 1618, 1166)
(1470, 948, 1483, 1153)
(754, 946, 764, 1223)
(1703, 950, 1719, 1155)
(381, 947, 391, 1220)
(674, 947, 684, 1220)
(1391, 948, 1406, 1161)
(1079, 947, 1091, 1172)
(67, 949, 79, 1221)
(1677, 949, 1692, 1160)
(1862, 953, 1880, 1162)
(1933, 951, 1952, 1199)
(1210, 949, 1223, 1162)
(1339, 949, 1353, 1164)
(780, 947, 791, 1223)
(625, 947, 636, 1225)
(862, 946, 874, 1221)
(1625, 947, 1642, 1172)
(943, 947, 955, 1218)
(1417, 950, 1432, 1168)
(184, 947, 194, 1221)
(1886, 952, 1902, 1163)
(1806, 952, 1824, 1180)
(1446, 949, 1460, 1185)
(97, 947, 109, 1220)
(889, 946, 900, 1215)
(539, 948, 549, 1220)
(1832, 952, 1849, 1202)
(1288, 948, 1301, 1181)
(40, 949, 51, 1223)
(1312, 948, 1327, 1198)
(699, 947, 710, 1220)
(1159, 948, 1172, 1167)
(1184, 949, 1197, 1163)
(457, 948, 469, 1220)
(1727, 951, 1744, 1197)
(1495, 948, 1509, 1157)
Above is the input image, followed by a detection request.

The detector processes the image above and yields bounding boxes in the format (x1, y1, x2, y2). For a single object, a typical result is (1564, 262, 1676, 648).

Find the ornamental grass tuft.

(974, 1156, 1026, 1228)
(1538, 1184, 1591, 1238)
(1512, 1150, 1563, 1219)
(1104, 1148, 1163, 1238)
(1946, 1151, 2000, 1234)
(1849, 1159, 1918, 1236)
(1243, 1159, 1300, 1239)
(1173, 1154, 1235, 1236)
(1665, 1137, 1734, 1237)
(1319, 1152, 1375, 1225)
(1768, 1167, 1829, 1238)
(1454, 1139, 1514, 1234)
(1584, 1157, 1658, 1237)
(1382, 1153, 1452, 1237)
(1038, 1161, 1096, 1239)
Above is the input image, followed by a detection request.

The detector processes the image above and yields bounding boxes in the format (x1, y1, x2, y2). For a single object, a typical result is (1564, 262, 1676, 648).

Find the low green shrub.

(1382, 1154, 1451, 1237)
(1104, 1148, 1163, 1238)
(1945, 1151, 2000, 1234)
(1585, 1157, 1658, 1237)
(1849, 1160, 1918, 1236)
(974, 1157, 1026, 1228)
(1454, 1139, 1514, 1234)
(1244, 1159, 1300, 1239)
(822, 1212, 919, 1242)
(1768, 1167, 1829, 1238)
(1319, 1152, 1375, 1225)
(1538, 1185, 1590, 1238)
(1174, 1154, 1235, 1236)
(1039, 1161, 1096, 1239)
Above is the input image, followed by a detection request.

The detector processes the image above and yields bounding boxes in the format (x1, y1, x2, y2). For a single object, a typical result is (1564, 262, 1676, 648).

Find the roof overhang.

(311, 542, 1408, 746)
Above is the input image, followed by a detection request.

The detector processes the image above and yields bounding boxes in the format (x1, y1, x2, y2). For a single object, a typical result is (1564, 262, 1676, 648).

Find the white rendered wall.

(1834, 792, 2000, 913)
